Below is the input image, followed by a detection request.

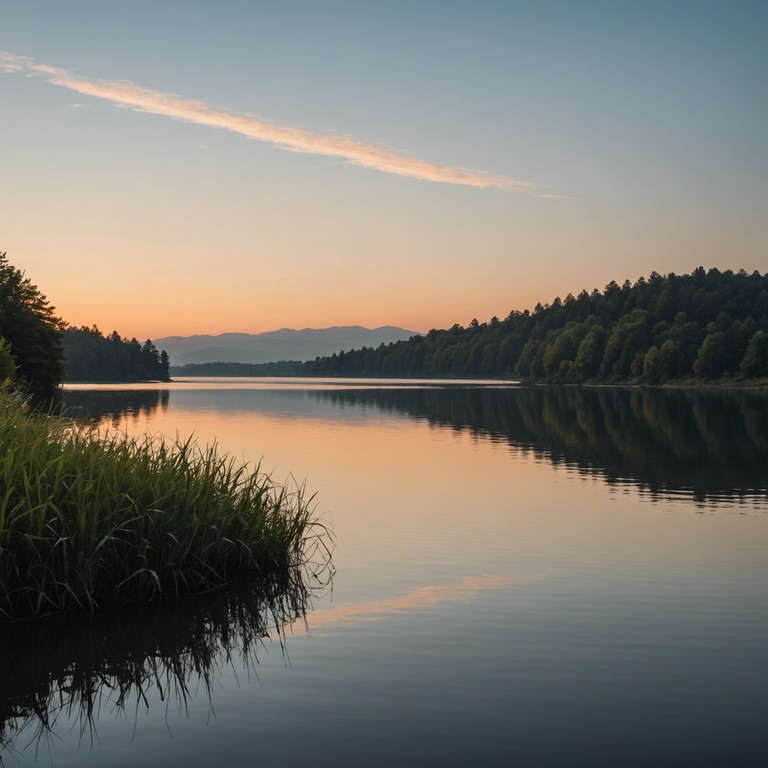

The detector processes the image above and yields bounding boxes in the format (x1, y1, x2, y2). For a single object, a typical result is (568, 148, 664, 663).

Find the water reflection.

(313, 386, 768, 504)
(0, 568, 322, 758)
(62, 388, 170, 426)
(61, 383, 768, 504)
(306, 574, 522, 631)
(37, 382, 768, 765)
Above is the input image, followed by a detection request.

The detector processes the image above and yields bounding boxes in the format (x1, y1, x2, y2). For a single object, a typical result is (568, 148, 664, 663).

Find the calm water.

(2, 380, 767, 766)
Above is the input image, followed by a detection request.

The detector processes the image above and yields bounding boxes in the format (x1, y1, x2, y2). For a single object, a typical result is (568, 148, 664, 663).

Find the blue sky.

(2, 1, 766, 338)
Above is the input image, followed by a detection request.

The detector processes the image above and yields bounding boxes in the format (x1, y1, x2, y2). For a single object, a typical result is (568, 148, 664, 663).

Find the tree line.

(4, 249, 768, 391)
(61, 327, 170, 383)
(0, 252, 169, 393)
(173, 267, 768, 383)
(304, 267, 768, 382)
(170, 360, 302, 377)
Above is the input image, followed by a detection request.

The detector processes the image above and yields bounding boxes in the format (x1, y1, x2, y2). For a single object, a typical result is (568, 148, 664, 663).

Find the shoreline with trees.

(171, 267, 768, 387)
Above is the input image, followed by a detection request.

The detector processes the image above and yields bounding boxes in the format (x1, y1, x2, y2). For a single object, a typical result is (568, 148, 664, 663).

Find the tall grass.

(0, 387, 328, 619)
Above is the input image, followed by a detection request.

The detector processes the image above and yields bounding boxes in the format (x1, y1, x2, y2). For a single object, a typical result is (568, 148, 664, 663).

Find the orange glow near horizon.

(51, 280, 544, 340)
(2, 6, 765, 345)
(46, 263, 591, 340)
(58, 380, 762, 643)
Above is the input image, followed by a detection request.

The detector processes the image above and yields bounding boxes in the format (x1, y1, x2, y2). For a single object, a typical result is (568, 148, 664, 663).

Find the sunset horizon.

(1, 3, 767, 762)
(3, 1, 765, 341)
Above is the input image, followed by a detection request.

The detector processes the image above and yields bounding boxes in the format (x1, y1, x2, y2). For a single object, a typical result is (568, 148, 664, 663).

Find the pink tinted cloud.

(1, 51, 539, 191)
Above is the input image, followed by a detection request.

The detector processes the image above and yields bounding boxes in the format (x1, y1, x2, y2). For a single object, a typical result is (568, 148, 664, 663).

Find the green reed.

(0, 387, 325, 619)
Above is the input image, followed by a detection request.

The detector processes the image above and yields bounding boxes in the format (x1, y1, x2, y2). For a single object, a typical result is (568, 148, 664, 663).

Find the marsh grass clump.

(0, 387, 325, 619)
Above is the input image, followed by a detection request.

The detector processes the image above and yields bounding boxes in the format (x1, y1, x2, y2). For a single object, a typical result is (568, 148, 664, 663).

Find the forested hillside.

(305, 268, 768, 382)
(62, 327, 170, 382)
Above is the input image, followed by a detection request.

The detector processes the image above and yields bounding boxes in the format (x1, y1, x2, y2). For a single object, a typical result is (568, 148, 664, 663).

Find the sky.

(2, 0, 766, 340)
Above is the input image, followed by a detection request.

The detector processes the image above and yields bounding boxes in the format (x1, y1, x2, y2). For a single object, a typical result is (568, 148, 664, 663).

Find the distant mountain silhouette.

(155, 326, 419, 366)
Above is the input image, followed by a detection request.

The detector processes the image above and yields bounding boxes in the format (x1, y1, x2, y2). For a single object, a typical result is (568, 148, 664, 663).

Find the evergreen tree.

(0, 337, 17, 381)
(173, 268, 768, 384)
(0, 252, 65, 392)
(62, 326, 171, 382)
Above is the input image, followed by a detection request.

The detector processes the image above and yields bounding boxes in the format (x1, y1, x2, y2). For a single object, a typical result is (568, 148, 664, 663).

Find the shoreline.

(136, 372, 768, 391)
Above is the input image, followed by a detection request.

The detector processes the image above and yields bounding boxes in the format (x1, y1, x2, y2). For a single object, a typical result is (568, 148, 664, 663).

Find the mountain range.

(156, 325, 419, 366)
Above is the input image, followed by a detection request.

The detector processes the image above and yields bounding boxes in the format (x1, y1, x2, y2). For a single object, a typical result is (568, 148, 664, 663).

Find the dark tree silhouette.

(172, 268, 768, 384)
(301, 268, 768, 383)
(0, 252, 65, 393)
(62, 326, 171, 382)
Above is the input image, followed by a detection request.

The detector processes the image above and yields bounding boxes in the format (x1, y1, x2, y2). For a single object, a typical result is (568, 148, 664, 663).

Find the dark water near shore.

(3, 380, 767, 766)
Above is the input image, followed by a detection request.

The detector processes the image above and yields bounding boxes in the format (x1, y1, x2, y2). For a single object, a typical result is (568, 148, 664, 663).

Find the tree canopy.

(62, 327, 171, 382)
(0, 338, 16, 382)
(0, 252, 65, 393)
(302, 267, 768, 383)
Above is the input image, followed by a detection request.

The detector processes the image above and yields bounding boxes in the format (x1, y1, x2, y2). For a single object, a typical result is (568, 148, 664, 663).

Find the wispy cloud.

(1, 51, 539, 192)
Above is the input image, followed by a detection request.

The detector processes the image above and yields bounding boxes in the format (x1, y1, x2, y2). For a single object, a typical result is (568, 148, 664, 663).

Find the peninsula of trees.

(173, 268, 768, 384)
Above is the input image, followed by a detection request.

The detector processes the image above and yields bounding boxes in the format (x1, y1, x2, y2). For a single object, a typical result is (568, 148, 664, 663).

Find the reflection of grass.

(0, 387, 331, 619)
(0, 570, 326, 755)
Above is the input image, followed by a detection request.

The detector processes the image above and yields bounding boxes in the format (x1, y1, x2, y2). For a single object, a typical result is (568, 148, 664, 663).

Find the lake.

(2, 379, 767, 766)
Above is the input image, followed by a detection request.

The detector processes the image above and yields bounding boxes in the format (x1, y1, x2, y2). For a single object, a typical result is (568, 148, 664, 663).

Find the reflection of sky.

(64, 378, 521, 423)
(64, 376, 512, 390)
(63, 381, 768, 506)
(64, 382, 403, 423)
(64, 378, 517, 422)
(303, 574, 537, 633)
(17, 381, 768, 765)
(170, 387, 399, 421)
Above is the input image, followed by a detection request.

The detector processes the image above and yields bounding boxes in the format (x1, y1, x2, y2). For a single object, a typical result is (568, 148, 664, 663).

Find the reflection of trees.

(315, 387, 768, 503)
(61, 389, 170, 426)
(0, 563, 329, 757)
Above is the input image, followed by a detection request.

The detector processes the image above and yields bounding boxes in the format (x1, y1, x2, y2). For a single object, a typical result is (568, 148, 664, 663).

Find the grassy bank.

(0, 387, 325, 620)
